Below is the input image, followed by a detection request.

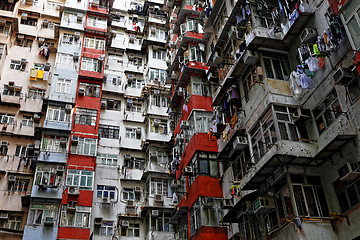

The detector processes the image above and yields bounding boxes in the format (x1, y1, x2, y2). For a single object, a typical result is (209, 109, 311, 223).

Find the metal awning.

(169, 206, 187, 224)
(283, 12, 314, 48)
(222, 191, 258, 223)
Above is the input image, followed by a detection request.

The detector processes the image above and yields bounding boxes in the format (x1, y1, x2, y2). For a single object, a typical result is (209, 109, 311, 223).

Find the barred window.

(74, 108, 98, 126)
(99, 125, 119, 139)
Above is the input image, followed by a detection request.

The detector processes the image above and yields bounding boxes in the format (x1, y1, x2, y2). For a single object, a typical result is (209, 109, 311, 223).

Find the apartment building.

(166, 0, 360, 240)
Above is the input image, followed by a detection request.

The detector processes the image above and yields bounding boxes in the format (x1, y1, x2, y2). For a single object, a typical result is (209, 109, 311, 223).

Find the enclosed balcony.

(60, 11, 85, 31)
(87, 0, 110, 15)
(85, 15, 108, 35)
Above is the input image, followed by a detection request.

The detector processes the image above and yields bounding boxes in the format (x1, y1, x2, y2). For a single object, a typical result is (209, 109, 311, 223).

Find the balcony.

(37, 151, 68, 164)
(65, 0, 87, 10)
(0, 94, 21, 106)
(60, 16, 85, 31)
(87, 0, 109, 15)
(20, 97, 43, 113)
(0, 123, 35, 137)
(176, 1, 203, 27)
(85, 18, 108, 35)
(148, 12, 167, 25)
(146, 132, 171, 143)
(120, 168, 143, 181)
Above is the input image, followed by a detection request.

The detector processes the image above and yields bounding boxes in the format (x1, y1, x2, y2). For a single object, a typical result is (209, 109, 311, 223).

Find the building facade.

(0, 0, 360, 239)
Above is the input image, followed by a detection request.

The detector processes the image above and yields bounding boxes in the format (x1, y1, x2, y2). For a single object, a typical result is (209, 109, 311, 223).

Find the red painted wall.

(178, 176, 223, 209)
(67, 155, 96, 169)
(57, 227, 91, 240)
(62, 189, 94, 206)
(176, 133, 218, 179)
(328, 0, 348, 15)
(190, 226, 227, 240)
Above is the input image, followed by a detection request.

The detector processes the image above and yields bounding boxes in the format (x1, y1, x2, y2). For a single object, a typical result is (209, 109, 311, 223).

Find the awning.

(222, 191, 258, 223)
(169, 206, 187, 224)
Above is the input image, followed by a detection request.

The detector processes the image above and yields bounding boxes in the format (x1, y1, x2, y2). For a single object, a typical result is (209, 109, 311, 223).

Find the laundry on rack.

(305, 57, 320, 72)
(36, 70, 45, 80)
(43, 71, 50, 80)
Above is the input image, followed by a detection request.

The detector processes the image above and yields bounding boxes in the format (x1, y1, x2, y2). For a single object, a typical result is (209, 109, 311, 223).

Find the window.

(150, 178, 168, 196)
(34, 166, 62, 187)
(189, 77, 210, 96)
(97, 185, 116, 200)
(188, 45, 205, 63)
(41, 136, 67, 153)
(95, 221, 114, 236)
(126, 102, 142, 112)
(124, 157, 145, 170)
(342, 1, 360, 50)
(334, 177, 360, 213)
(128, 35, 142, 45)
(156, 150, 169, 164)
(194, 111, 212, 134)
(60, 205, 90, 228)
(346, 75, 360, 103)
(0, 44, 6, 60)
(149, 27, 168, 41)
(42, 20, 55, 30)
(291, 175, 328, 217)
(151, 211, 173, 232)
(56, 53, 75, 70)
(0, 214, 22, 231)
(105, 74, 122, 85)
(27, 88, 45, 99)
(313, 89, 342, 134)
(15, 36, 32, 48)
(62, 33, 80, 44)
(102, 99, 121, 111)
(121, 223, 140, 237)
(21, 116, 34, 127)
(46, 1, 61, 10)
(56, 78, 71, 94)
(122, 188, 135, 201)
(130, 79, 145, 88)
(151, 95, 168, 107)
(3, 85, 21, 96)
(180, 19, 204, 35)
(152, 50, 166, 60)
(46, 105, 70, 123)
(71, 138, 97, 156)
(79, 82, 101, 97)
(125, 128, 137, 139)
(149, 68, 167, 82)
(74, 108, 98, 126)
(66, 170, 94, 190)
(84, 36, 105, 50)
(10, 60, 22, 71)
(99, 125, 119, 139)
(20, 17, 38, 26)
(8, 177, 30, 193)
(262, 52, 290, 80)
(0, 113, 15, 125)
(96, 154, 118, 166)
(0, 23, 11, 35)
(28, 203, 58, 226)
(81, 57, 103, 72)
(14, 145, 27, 157)
(150, 118, 168, 134)
(86, 16, 107, 29)
(191, 152, 219, 179)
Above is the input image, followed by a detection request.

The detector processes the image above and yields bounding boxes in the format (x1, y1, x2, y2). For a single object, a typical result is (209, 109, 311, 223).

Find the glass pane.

(278, 123, 289, 140)
(292, 185, 306, 215)
(199, 160, 209, 175)
(304, 186, 319, 216)
(347, 16, 360, 49)
(209, 161, 218, 177)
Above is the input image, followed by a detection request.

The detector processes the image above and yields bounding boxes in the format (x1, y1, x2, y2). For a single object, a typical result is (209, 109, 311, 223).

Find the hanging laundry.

(313, 44, 320, 56)
(36, 70, 45, 80)
(245, 4, 251, 15)
(30, 68, 38, 80)
(305, 57, 320, 72)
(223, 98, 228, 109)
(183, 104, 188, 112)
(43, 71, 50, 80)
(299, 73, 316, 89)
(45, 49, 50, 60)
(317, 36, 326, 53)
(230, 85, 240, 98)
(290, 71, 302, 99)
(335, 16, 347, 37)
(318, 57, 325, 69)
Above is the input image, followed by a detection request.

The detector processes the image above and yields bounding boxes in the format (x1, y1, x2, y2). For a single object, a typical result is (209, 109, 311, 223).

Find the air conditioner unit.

(151, 210, 159, 216)
(98, 56, 104, 61)
(127, 200, 135, 206)
(8, 175, 16, 182)
(124, 154, 131, 160)
(180, 120, 190, 130)
(101, 99, 107, 109)
(135, 186, 141, 192)
(338, 163, 360, 181)
(78, 87, 85, 96)
(300, 28, 318, 43)
(153, 118, 160, 127)
(60, 138, 67, 146)
(128, 54, 135, 59)
(1, 141, 9, 146)
(21, 13, 28, 20)
(71, 136, 79, 145)
(44, 216, 54, 226)
(0, 19, 6, 26)
(154, 89, 160, 94)
(68, 186, 80, 195)
(65, 104, 72, 113)
(0, 213, 9, 219)
(171, 180, 180, 188)
(73, 53, 79, 61)
(203, 197, 215, 207)
(243, 50, 259, 65)
(94, 217, 102, 225)
(74, 32, 80, 40)
(184, 166, 193, 175)
(291, 108, 311, 123)
(27, 144, 34, 149)
(57, 166, 64, 173)
(333, 67, 354, 85)
(253, 197, 275, 214)
(154, 194, 163, 202)
(150, 151, 157, 159)
(67, 201, 77, 211)
(232, 136, 248, 150)
(136, 127, 142, 134)
(121, 220, 129, 227)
